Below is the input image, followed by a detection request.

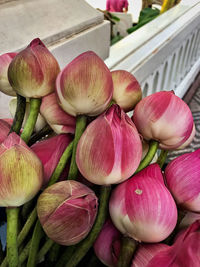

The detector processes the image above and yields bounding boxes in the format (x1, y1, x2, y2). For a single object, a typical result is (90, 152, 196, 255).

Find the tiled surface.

(167, 86, 200, 162)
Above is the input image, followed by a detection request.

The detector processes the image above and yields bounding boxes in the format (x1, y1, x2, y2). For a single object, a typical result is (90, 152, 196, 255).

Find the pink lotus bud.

(0, 119, 12, 144)
(147, 220, 200, 267)
(133, 91, 194, 150)
(56, 51, 113, 116)
(106, 0, 129, 12)
(76, 104, 142, 185)
(31, 134, 72, 186)
(177, 123, 196, 149)
(165, 149, 200, 212)
(94, 219, 122, 266)
(0, 132, 43, 207)
(111, 70, 142, 112)
(8, 38, 60, 98)
(0, 53, 17, 96)
(37, 180, 98, 245)
(9, 97, 46, 132)
(131, 243, 169, 267)
(40, 92, 76, 134)
(179, 212, 200, 229)
(109, 164, 177, 242)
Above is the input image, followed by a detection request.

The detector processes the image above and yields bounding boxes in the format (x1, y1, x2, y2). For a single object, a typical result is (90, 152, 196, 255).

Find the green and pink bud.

(8, 38, 60, 98)
(0, 53, 17, 96)
(31, 134, 72, 186)
(131, 243, 169, 267)
(94, 219, 122, 267)
(0, 119, 12, 144)
(56, 51, 113, 116)
(133, 91, 194, 150)
(109, 164, 177, 242)
(0, 132, 43, 207)
(40, 92, 76, 134)
(37, 180, 98, 245)
(76, 104, 142, 185)
(165, 149, 200, 212)
(111, 70, 142, 112)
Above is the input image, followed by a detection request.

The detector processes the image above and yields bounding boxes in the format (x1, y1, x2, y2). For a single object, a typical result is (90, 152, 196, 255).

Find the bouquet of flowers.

(0, 38, 199, 267)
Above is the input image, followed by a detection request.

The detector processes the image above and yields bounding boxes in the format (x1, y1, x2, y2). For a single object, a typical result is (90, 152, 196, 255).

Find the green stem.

(65, 186, 111, 267)
(28, 124, 53, 146)
(37, 239, 54, 264)
(56, 246, 76, 267)
(157, 150, 168, 169)
(20, 98, 41, 144)
(48, 141, 74, 186)
(19, 240, 31, 265)
(6, 207, 19, 267)
(47, 243, 60, 264)
(68, 115, 87, 180)
(9, 94, 26, 134)
(135, 140, 159, 173)
(27, 220, 44, 267)
(117, 237, 137, 267)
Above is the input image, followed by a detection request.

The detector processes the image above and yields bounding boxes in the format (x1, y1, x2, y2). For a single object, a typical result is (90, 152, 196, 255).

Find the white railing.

(105, 0, 200, 98)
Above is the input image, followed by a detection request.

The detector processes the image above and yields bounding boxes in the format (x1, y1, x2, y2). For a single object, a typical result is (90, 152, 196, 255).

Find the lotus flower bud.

(111, 70, 142, 112)
(0, 132, 43, 207)
(131, 243, 169, 267)
(37, 180, 98, 245)
(31, 134, 72, 186)
(147, 220, 200, 267)
(9, 97, 46, 132)
(0, 53, 17, 96)
(177, 123, 196, 149)
(179, 212, 200, 229)
(106, 0, 129, 12)
(56, 51, 113, 116)
(133, 91, 194, 150)
(94, 219, 122, 267)
(8, 38, 60, 98)
(109, 164, 177, 242)
(40, 92, 76, 134)
(0, 119, 12, 144)
(165, 149, 200, 212)
(76, 104, 142, 185)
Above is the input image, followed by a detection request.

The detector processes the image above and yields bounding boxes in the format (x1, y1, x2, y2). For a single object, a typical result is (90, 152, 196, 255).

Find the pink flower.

(132, 91, 194, 150)
(37, 180, 98, 245)
(131, 243, 169, 267)
(76, 104, 142, 185)
(165, 149, 200, 212)
(111, 70, 142, 112)
(109, 164, 177, 242)
(94, 219, 122, 266)
(56, 51, 113, 116)
(0, 52, 17, 96)
(0, 119, 12, 144)
(106, 0, 129, 12)
(147, 220, 200, 267)
(31, 134, 72, 186)
(0, 132, 43, 207)
(40, 93, 76, 134)
(8, 38, 60, 98)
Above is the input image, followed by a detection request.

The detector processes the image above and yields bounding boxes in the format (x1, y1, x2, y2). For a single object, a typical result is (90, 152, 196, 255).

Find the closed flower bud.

(147, 220, 200, 267)
(109, 164, 177, 242)
(133, 91, 194, 150)
(9, 97, 46, 132)
(0, 119, 12, 144)
(40, 92, 76, 134)
(31, 134, 72, 186)
(106, 0, 129, 12)
(111, 70, 142, 112)
(56, 51, 113, 116)
(37, 180, 98, 245)
(131, 243, 169, 267)
(76, 104, 142, 185)
(94, 219, 122, 267)
(8, 38, 60, 98)
(0, 53, 17, 96)
(165, 149, 200, 212)
(0, 132, 43, 207)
